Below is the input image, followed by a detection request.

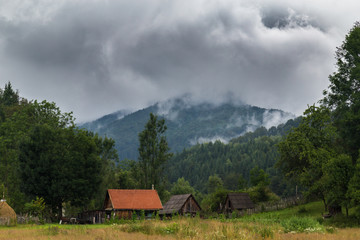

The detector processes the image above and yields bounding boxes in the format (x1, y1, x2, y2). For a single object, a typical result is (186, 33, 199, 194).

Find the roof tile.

(108, 189, 163, 210)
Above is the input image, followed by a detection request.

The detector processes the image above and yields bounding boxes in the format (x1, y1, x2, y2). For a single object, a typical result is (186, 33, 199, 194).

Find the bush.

(281, 216, 324, 233)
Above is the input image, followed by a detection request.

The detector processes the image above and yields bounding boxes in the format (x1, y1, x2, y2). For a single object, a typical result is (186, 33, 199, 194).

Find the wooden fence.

(241, 195, 304, 216)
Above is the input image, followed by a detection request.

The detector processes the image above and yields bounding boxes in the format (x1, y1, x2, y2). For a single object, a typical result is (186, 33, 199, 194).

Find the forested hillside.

(81, 98, 295, 160)
(166, 118, 301, 197)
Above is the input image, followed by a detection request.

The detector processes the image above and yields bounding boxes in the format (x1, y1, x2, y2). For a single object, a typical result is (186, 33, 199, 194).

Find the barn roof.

(227, 193, 255, 209)
(160, 194, 200, 214)
(106, 189, 163, 210)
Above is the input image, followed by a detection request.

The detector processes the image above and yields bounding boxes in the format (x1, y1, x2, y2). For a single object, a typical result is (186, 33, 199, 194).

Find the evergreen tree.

(138, 113, 173, 190)
(0, 82, 19, 106)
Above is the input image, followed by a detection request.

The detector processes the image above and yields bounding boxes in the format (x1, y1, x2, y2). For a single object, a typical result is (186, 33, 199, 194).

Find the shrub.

(281, 216, 324, 233)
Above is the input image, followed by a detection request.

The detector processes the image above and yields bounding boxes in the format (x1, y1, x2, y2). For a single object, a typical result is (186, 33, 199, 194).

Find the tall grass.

(1, 201, 360, 239)
(1, 220, 360, 240)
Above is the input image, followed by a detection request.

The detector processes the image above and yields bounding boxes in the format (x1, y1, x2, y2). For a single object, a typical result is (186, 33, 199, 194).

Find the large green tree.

(277, 105, 338, 210)
(19, 125, 102, 219)
(322, 154, 353, 216)
(0, 82, 28, 211)
(322, 22, 360, 161)
(138, 113, 173, 191)
(0, 83, 119, 217)
(278, 22, 360, 214)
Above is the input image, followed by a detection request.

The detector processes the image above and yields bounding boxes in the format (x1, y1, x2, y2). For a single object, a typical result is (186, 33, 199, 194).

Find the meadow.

(1, 202, 360, 240)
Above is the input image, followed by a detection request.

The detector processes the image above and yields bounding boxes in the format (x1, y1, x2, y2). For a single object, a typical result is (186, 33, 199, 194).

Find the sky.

(0, 0, 359, 122)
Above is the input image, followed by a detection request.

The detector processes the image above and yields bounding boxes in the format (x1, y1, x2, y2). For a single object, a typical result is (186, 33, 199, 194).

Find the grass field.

(1, 201, 360, 240)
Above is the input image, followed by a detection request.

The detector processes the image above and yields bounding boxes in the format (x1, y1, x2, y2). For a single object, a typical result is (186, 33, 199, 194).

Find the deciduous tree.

(322, 22, 360, 161)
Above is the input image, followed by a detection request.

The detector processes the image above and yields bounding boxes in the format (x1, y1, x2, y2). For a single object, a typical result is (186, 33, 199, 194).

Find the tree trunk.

(322, 198, 328, 212)
(328, 205, 342, 215)
(58, 202, 63, 221)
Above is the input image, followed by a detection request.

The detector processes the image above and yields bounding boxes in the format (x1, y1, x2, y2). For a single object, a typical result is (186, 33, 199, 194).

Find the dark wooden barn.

(77, 210, 105, 224)
(159, 194, 201, 217)
(223, 193, 255, 213)
(103, 189, 163, 220)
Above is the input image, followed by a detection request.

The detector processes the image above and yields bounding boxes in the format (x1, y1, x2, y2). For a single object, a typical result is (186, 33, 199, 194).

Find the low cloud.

(189, 135, 232, 145)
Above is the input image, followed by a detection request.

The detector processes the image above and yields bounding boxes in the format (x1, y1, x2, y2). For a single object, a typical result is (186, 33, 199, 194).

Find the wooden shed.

(0, 199, 17, 226)
(77, 210, 105, 224)
(103, 189, 163, 220)
(223, 193, 254, 213)
(159, 194, 201, 217)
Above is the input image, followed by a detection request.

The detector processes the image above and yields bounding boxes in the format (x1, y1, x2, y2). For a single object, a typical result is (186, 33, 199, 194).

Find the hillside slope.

(81, 98, 295, 160)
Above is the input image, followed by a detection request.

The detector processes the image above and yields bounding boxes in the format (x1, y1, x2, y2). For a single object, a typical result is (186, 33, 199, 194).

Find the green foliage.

(277, 22, 360, 215)
(347, 156, 360, 208)
(322, 154, 353, 215)
(170, 177, 195, 195)
(140, 210, 145, 221)
(19, 125, 103, 218)
(0, 82, 19, 106)
(247, 185, 279, 204)
(92, 135, 119, 209)
(117, 159, 141, 189)
(280, 216, 324, 233)
(237, 174, 248, 191)
(137, 113, 173, 191)
(24, 196, 46, 223)
(167, 122, 299, 197)
(250, 166, 270, 187)
(277, 105, 338, 210)
(201, 188, 229, 213)
(207, 174, 223, 194)
(0, 82, 119, 218)
(322, 22, 360, 161)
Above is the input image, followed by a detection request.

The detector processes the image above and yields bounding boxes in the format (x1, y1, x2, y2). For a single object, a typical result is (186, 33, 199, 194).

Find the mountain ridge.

(80, 98, 296, 160)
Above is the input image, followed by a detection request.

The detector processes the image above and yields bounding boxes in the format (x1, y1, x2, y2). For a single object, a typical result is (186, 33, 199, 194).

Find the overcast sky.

(0, 0, 359, 122)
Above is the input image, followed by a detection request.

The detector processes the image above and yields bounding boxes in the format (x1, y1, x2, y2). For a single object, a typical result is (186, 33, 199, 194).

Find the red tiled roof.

(107, 189, 163, 210)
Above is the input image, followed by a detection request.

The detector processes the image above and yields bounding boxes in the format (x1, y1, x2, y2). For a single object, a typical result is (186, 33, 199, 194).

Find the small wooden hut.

(223, 193, 254, 213)
(159, 194, 201, 217)
(103, 189, 163, 220)
(0, 199, 17, 226)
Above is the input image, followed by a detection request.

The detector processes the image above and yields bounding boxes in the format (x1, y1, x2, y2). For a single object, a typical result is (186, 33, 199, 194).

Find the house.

(159, 194, 201, 217)
(223, 193, 255, 213)
(0, 199, 16, 226)
(103, 189, 163, 219)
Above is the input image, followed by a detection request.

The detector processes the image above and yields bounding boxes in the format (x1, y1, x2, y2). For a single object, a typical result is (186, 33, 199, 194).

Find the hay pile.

(0, 200, 17, 226)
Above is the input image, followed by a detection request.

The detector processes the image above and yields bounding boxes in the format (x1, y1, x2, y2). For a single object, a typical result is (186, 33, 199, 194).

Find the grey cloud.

(0, 0, 359, 122)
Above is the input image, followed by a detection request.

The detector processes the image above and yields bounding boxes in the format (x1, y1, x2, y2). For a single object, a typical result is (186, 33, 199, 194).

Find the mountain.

(80, 98, 296, 160)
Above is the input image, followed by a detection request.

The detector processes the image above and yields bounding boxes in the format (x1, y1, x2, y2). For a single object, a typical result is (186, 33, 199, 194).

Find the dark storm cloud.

(0, 0, 359, 121)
